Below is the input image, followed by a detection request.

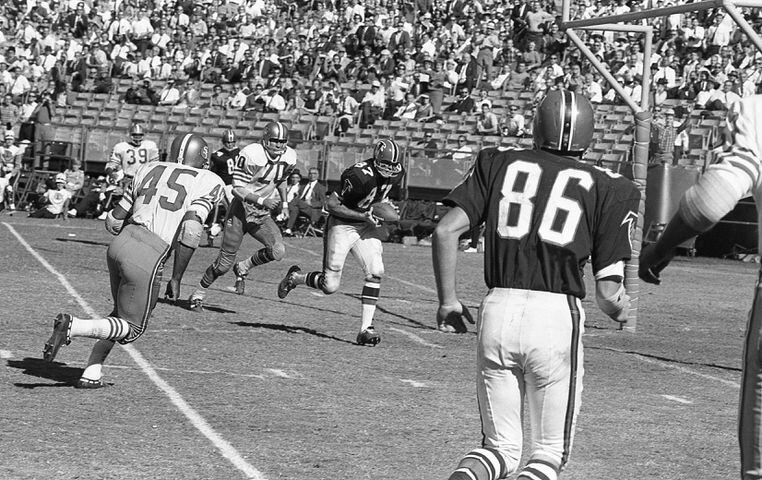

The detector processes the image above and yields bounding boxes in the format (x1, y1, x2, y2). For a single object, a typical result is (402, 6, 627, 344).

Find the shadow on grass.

(231, 321, 356, 345)
(7, 357, 84, 388)
(54, 237, 110, 247)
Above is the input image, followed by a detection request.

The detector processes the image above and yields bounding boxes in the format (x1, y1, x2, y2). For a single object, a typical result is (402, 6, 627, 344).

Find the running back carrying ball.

(370, 202, 399, 222)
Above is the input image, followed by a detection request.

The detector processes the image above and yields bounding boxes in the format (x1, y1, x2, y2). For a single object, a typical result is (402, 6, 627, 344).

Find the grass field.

(0, 214, 752, 480)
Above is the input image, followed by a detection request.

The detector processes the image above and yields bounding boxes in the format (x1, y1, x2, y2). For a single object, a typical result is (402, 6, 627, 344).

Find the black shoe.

(43, 313, 72, 362)
(277, 265, 301, 299)
(356, 326, 381, 346)
(232, 262, 246, 295)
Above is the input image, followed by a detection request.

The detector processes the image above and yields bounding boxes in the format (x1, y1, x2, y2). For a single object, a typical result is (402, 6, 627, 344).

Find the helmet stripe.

(557, 90, 566, 149)
(389, 139, 398, 162)
(177, 133, 192, 163)
(561, 90, 574, 151)
(567, 92, 577, 151)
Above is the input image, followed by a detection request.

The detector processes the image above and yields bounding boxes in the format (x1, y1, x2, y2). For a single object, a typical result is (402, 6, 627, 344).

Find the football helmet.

(222, 129, 237, 150)
(261, 121, 288, 157)
(169, 133, 210, 169)
(373, 138, 402, 178)
(129, 122, 145, 146)
(533, 89, 594, 155)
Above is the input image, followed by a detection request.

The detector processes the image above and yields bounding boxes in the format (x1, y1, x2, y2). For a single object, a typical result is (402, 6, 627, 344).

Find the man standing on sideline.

(43, 133, 224, 388)
(433, 90, 640, 480)
(283, 167, 326, 237)
(640, 95, 762, 480)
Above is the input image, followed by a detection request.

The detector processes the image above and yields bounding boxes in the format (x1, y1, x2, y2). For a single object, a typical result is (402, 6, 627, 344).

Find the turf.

(0, 215, 749, 479)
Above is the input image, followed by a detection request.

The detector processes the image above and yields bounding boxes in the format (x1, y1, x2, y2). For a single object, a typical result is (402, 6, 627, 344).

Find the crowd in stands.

(1, 0, 762, 205)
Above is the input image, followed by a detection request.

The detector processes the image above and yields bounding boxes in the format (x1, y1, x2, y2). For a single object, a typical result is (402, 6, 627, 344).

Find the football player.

(639, 95, 762, 480)
(43, 133, 224, 388)
(433, 90, 640, 480)
(105, 122, 160, 184)
(188, 121, 296, 308)
(206, 129, 240, 244)
(277, 138, 405, 346)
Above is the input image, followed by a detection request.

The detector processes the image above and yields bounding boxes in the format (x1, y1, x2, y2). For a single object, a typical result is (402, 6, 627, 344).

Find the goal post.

(560, 0, 762, 331)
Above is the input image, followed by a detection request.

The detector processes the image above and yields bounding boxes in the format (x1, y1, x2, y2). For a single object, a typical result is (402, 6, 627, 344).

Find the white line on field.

(633, 353, 739, 389)
(265, 368, 291, 378)
(400, 379, 429, 388)
(662, 395, 693, 405)
(387, 326, 443, 349)
(0, 220, 99, 230)
(2, 222, 266, 480)
(286, 242, 437, 294)
(0, 349, 12, 359)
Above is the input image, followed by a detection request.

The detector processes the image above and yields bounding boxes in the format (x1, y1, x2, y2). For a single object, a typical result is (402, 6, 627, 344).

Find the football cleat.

(277, 265, 301, 299)
(43, 313, 73, 362)
(356, 326, 381, 346)
(188, 292, 205, 312)
(75, 377, 107, 389)
(232, 262, 247, 295)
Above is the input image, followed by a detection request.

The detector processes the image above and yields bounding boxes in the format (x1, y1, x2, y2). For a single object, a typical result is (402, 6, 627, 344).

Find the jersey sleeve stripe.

(723, 157, 759, 184)
(191, 198, 213, 209)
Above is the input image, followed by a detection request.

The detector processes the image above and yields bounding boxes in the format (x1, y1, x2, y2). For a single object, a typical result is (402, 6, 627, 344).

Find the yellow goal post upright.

(559, 0, 762, 331)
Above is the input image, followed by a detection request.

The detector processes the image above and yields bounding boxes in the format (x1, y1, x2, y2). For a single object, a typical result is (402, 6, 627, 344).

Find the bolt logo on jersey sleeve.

(117, 162, 225, 244)
(337, 160, 404, 217)
(444, 147, 640, 298)
(107, 140, 160, 179)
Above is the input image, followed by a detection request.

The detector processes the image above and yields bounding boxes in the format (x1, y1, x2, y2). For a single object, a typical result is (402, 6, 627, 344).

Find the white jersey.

(0, 144, 20, 173)
(44, 188, 72, 215)
(117, 162, 225, 245)
(0, 176, 8, 202)
(107, 140, 160, 179)
(232, 143, 298, 197)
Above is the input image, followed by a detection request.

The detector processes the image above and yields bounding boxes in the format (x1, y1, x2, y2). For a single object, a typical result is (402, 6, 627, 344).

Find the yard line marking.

(286, 242, 437, 294)
(400, 379, 428, 388)
(662, 395, 693, 405)
(310, 291, 325, 297)
(3, 222, 266, 480)
(387, 326, 443, 349)
(0, 349, 12, 359)
(106, 364, 266, 379)
(265, 368, 291, 379)
(0, 221, 99, 230)
(630, 352, 740, 389)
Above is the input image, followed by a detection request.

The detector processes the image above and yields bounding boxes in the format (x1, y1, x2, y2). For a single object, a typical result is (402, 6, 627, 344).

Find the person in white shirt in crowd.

(583, 73, 603, 103)
(652, 57, 677, 89)
(703, 79, 741, 110)
(29, 173, 72, 219)
(500, 105, 526, 137)
(157, 79, 181, 106)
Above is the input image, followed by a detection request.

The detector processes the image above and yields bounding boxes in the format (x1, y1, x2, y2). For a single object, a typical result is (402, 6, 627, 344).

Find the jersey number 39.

(498, 160, 593, 247)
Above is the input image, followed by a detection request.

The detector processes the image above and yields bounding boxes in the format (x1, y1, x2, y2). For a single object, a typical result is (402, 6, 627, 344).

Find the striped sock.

(304, 271, 325, 290)
(241, 247, 275, 273)
(516, 459, 559, 480)
(69, 316, 131, 341)
(449, 447, 508, 480)
(200, 264, 217, 289)
(360, 277, 380, 331)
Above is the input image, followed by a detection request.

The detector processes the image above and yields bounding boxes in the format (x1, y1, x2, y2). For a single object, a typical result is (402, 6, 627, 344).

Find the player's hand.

(261, 197, 278, 210)
(608, 292, 631, 323)
(437, 302, 474, 333)
(639, 244, 674, 285)
(364, 210, 380, 227)
(108, 169, 124, 184)
(164, 278, 181, 303)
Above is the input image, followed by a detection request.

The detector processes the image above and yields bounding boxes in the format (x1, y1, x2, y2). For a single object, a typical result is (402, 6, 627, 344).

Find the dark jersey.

(209, 147, 239, 186)
(336, 159, 404, 221)
(445, 148, 640, 298)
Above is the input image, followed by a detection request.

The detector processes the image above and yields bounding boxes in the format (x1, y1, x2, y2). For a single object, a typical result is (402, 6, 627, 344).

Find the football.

(370, 202, 400, 222)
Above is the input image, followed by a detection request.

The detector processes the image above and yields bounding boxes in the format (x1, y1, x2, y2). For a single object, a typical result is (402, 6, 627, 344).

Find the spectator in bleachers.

(209, 84, 229, 109)
(652, 78, 669, 107)
(124, 78, 158, 105)
(455, 50, 479, 92)
(63, 160, 84, 198)
(650, 107, 690, 165)
(475, 103, 499, 135)
(1, 93, 20, 137)
(262, 86, 288, 113)
(500, 105, 527, 137)
(29, 172, 71, 219)
(157, 79, 181, 106)
(444, 85, 475, 114)
(582, 73, 603, 103)
(414, 94, 436, 122)
(359, 79, 385, 128)
(283, 167, 326, 237)
(703, 78, 741, 110)
(393, 92, 419, 120)
(522, 41, 543, 69)
(301, 87, 322, 115)
(8, 67, 31, 102)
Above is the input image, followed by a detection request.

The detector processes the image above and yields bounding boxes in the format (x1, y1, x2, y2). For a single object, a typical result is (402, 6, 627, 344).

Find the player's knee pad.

(212, 249, 236, 276)
(321, 270, 341, 294)
(270, 242, 286, 261)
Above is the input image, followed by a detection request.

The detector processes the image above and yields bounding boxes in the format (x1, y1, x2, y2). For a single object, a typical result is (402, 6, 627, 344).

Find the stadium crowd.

(2, 0, 762, 212)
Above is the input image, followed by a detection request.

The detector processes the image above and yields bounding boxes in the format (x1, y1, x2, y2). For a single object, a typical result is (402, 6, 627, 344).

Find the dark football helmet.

(129, 122, 145, 146)
(261, 121, 288, 157)
(373, 138, 402, 178)
(222, 129, 237, 150)
(533, 89, 594, 155)
(169, 133, 210, 169)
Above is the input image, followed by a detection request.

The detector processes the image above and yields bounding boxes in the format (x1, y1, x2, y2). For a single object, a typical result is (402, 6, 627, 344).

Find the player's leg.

(189, 202, 245, 308)
(350, 234, 385, 346)
(739, 275, 762, 480)
(448, 289, 520, 480)
(278, 218, 358, 298)
(517, 293, 584, 480)
(233, 215, 285, 294)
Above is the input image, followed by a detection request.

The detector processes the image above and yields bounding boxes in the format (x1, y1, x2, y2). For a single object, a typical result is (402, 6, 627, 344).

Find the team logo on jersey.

(621, 210, 638, 253)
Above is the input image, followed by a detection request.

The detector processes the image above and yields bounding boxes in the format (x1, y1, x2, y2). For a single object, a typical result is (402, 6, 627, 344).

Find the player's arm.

(105, 145, 122, 175)
(324, 191, 376, 224)
(432, 205, 474, 332)
(640, 102, 757, 284)
(594, 262, 629, 323)
(105, 165, 140, 235)
(147, 142, 160, 162)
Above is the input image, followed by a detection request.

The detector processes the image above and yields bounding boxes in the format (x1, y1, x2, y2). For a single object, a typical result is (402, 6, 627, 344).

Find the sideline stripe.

(662, 395, 693, 405)
(285, 242, 438, 294)
(387, 327, 443, 349)
(619, 348, 740, 389)
(3, 222, 265, 480)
